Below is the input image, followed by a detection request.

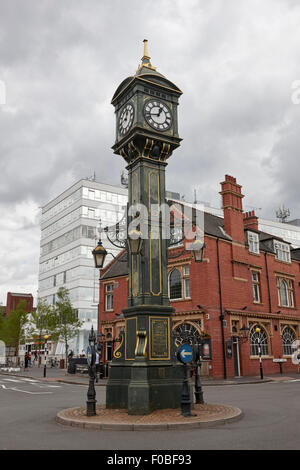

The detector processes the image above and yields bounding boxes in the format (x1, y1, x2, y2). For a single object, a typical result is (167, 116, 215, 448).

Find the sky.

(0, 0, 300, 304)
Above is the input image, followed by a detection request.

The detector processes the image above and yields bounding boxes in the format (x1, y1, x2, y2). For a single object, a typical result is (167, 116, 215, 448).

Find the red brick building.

(98, 175, 300, 378)
(6, 292, 34, 317)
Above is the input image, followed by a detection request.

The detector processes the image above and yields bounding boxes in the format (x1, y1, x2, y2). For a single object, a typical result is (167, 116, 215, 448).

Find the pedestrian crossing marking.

(0, 375, 62, 394)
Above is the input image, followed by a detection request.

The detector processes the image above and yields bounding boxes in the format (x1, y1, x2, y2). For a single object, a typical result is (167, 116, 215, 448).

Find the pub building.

(97, 174, 300, 379)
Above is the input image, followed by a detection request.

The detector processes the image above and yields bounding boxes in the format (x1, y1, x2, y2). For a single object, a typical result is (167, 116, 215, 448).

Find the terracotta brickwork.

(6, 292, 33, 317)
(98, 176, 300, 378)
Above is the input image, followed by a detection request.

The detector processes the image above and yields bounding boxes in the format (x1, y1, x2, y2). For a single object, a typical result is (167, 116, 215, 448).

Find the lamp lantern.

(128, 229, 143, 255)
(190, 240, 205, 262)
(92, 240, 107, 269)
(240, 324, 250, 340)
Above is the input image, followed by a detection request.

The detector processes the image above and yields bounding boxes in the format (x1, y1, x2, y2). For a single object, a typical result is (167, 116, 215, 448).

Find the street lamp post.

(43, 335, 49, 378)
(86, 326, 97, 416)
(256, 327, 264, 380)
(194, 342, 204, 405)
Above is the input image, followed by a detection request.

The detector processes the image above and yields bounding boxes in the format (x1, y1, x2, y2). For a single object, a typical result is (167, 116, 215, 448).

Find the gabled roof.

(100, 206, 300, 281)
(101, 251, 128, 280)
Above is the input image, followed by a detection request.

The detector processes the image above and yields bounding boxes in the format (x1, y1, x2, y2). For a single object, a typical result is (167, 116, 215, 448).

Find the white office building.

(38, 178, 128, 356)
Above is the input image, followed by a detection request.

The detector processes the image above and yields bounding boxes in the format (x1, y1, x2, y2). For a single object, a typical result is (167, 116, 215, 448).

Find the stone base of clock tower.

(106, 361, 184, 415)
(105, 305, 185, 415)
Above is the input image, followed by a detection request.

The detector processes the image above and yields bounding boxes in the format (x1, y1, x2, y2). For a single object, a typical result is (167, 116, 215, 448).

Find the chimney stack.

(243, 210, 258, 231)
(220, 175, 245, 243)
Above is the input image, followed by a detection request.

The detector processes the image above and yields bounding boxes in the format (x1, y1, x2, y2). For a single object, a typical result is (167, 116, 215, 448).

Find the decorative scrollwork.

(102, 211, 128, 250)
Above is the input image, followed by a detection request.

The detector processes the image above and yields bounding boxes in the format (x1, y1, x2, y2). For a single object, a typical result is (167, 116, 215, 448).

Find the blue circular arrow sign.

(87, 346, 92, 366)
(177, 343, 194, 364)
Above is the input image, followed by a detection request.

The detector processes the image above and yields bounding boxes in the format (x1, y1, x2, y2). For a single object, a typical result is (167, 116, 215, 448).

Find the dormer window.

(248, 231, 260, 254)
(274, 241, 291, 263)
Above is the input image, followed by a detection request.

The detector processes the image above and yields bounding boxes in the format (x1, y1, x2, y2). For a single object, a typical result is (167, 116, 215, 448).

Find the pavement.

(1, 364, 300, 386)
(56, 403, 243, 430)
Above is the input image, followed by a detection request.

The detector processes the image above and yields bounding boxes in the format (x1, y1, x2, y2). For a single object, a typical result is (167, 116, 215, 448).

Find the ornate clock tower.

(106, 41, 184, 414)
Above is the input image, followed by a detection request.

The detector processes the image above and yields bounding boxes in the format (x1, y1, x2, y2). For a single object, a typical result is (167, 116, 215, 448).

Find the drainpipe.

(217, 238, 227, 379)
(264, 252, 272, 313)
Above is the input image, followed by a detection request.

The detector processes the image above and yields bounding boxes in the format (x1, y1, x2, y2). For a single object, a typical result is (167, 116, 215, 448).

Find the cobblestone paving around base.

(56, 403, 243, 430)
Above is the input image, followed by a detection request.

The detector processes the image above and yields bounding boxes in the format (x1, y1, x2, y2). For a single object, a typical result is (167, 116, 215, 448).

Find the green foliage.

(48, 287, 83, 363)
(30, 299, 54, 350)
(0, 300, 29, 354)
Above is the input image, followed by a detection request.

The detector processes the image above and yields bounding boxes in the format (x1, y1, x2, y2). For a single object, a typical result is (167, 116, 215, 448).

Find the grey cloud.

(0, 0, 300, 300)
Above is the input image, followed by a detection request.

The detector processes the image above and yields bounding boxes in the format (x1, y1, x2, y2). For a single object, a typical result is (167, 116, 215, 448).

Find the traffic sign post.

(273, 358, 287, 374)
(192, 343, 204, 405)
(177, 344, 194, 417)
(86, 327, 97, 417)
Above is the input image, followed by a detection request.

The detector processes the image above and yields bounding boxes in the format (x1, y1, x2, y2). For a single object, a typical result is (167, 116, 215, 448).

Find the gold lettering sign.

(149, 317, 170, 360)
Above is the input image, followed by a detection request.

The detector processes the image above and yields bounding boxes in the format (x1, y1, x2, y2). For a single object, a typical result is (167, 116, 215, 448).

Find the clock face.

(118, 103, 134, 136)
(144, 99, 172, 131)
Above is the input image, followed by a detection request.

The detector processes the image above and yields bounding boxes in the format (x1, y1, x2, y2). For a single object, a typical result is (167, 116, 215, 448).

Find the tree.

(48, 287, 83, 366)
(0, 300, 29, 357)
(30, 299, 53, 361)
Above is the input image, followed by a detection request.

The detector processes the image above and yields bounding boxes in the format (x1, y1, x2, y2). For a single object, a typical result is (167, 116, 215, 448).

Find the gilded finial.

(136, 39, 156, 73)
(142, 39, 150, 60)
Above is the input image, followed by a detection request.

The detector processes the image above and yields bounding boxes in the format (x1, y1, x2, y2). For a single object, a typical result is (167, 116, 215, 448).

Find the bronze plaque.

(150, 317, 170, 360)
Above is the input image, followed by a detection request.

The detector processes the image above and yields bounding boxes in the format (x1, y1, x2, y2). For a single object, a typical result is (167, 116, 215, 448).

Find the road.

(0, 375, 300, 450)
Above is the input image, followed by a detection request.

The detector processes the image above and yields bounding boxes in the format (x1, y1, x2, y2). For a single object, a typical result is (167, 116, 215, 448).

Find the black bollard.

(194, 362, 204, 404)
(86, 365, 97, 416)
(181, 363, 192, 417)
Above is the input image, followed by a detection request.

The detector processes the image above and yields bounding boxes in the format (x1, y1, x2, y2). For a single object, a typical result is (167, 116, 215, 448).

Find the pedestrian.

(28, 352, 32, 368)
(68, 349, 74, 360)
(297, 348, 300, 373)
(34, 350, 38, 363)
(24, 352, 29, 370)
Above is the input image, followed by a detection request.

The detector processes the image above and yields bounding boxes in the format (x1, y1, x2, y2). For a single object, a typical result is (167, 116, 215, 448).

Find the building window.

(248, 232, 260, 254)
(250, 325, 269, 356)
(282, 326, 297, 356)
(277, 277, 295, 308)
(183, 265, 191, 298)
(88, 208, 95, 219)
(252, 271, 261, 303)
(105, 284, 114, 311)
(184, 278, 190, 298)
(274, 241, 291, 263)
(88, 190, 95, 200)
(169, 269, 182, 300)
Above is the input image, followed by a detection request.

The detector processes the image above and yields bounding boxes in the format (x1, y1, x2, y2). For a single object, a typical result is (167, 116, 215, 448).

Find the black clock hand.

(148, 111, 161, 117)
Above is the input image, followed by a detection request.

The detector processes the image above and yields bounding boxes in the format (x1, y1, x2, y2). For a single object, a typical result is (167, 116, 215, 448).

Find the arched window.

(250, 325, 269, 356)
(174, 323, 202, 347)
(169, 269, 182, 300)
(280, 280, 289, 307)
(282, 327, 297, 356)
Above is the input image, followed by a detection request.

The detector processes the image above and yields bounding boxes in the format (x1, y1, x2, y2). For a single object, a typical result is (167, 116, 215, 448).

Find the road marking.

(18, 378, 40, 383)
(10, 387, 52, 395)
(284, 379, 300, 383)
(0, 384, 52, 394)
(1, 378, 23, 383)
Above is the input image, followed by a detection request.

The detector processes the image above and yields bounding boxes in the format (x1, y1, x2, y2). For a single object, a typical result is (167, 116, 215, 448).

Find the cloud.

(0, 0, 300, 302)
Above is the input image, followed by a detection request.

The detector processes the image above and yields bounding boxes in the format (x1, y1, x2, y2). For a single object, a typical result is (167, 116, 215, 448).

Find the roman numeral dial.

(143, 99, 172, 131)
(118, 103, 134, 136)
